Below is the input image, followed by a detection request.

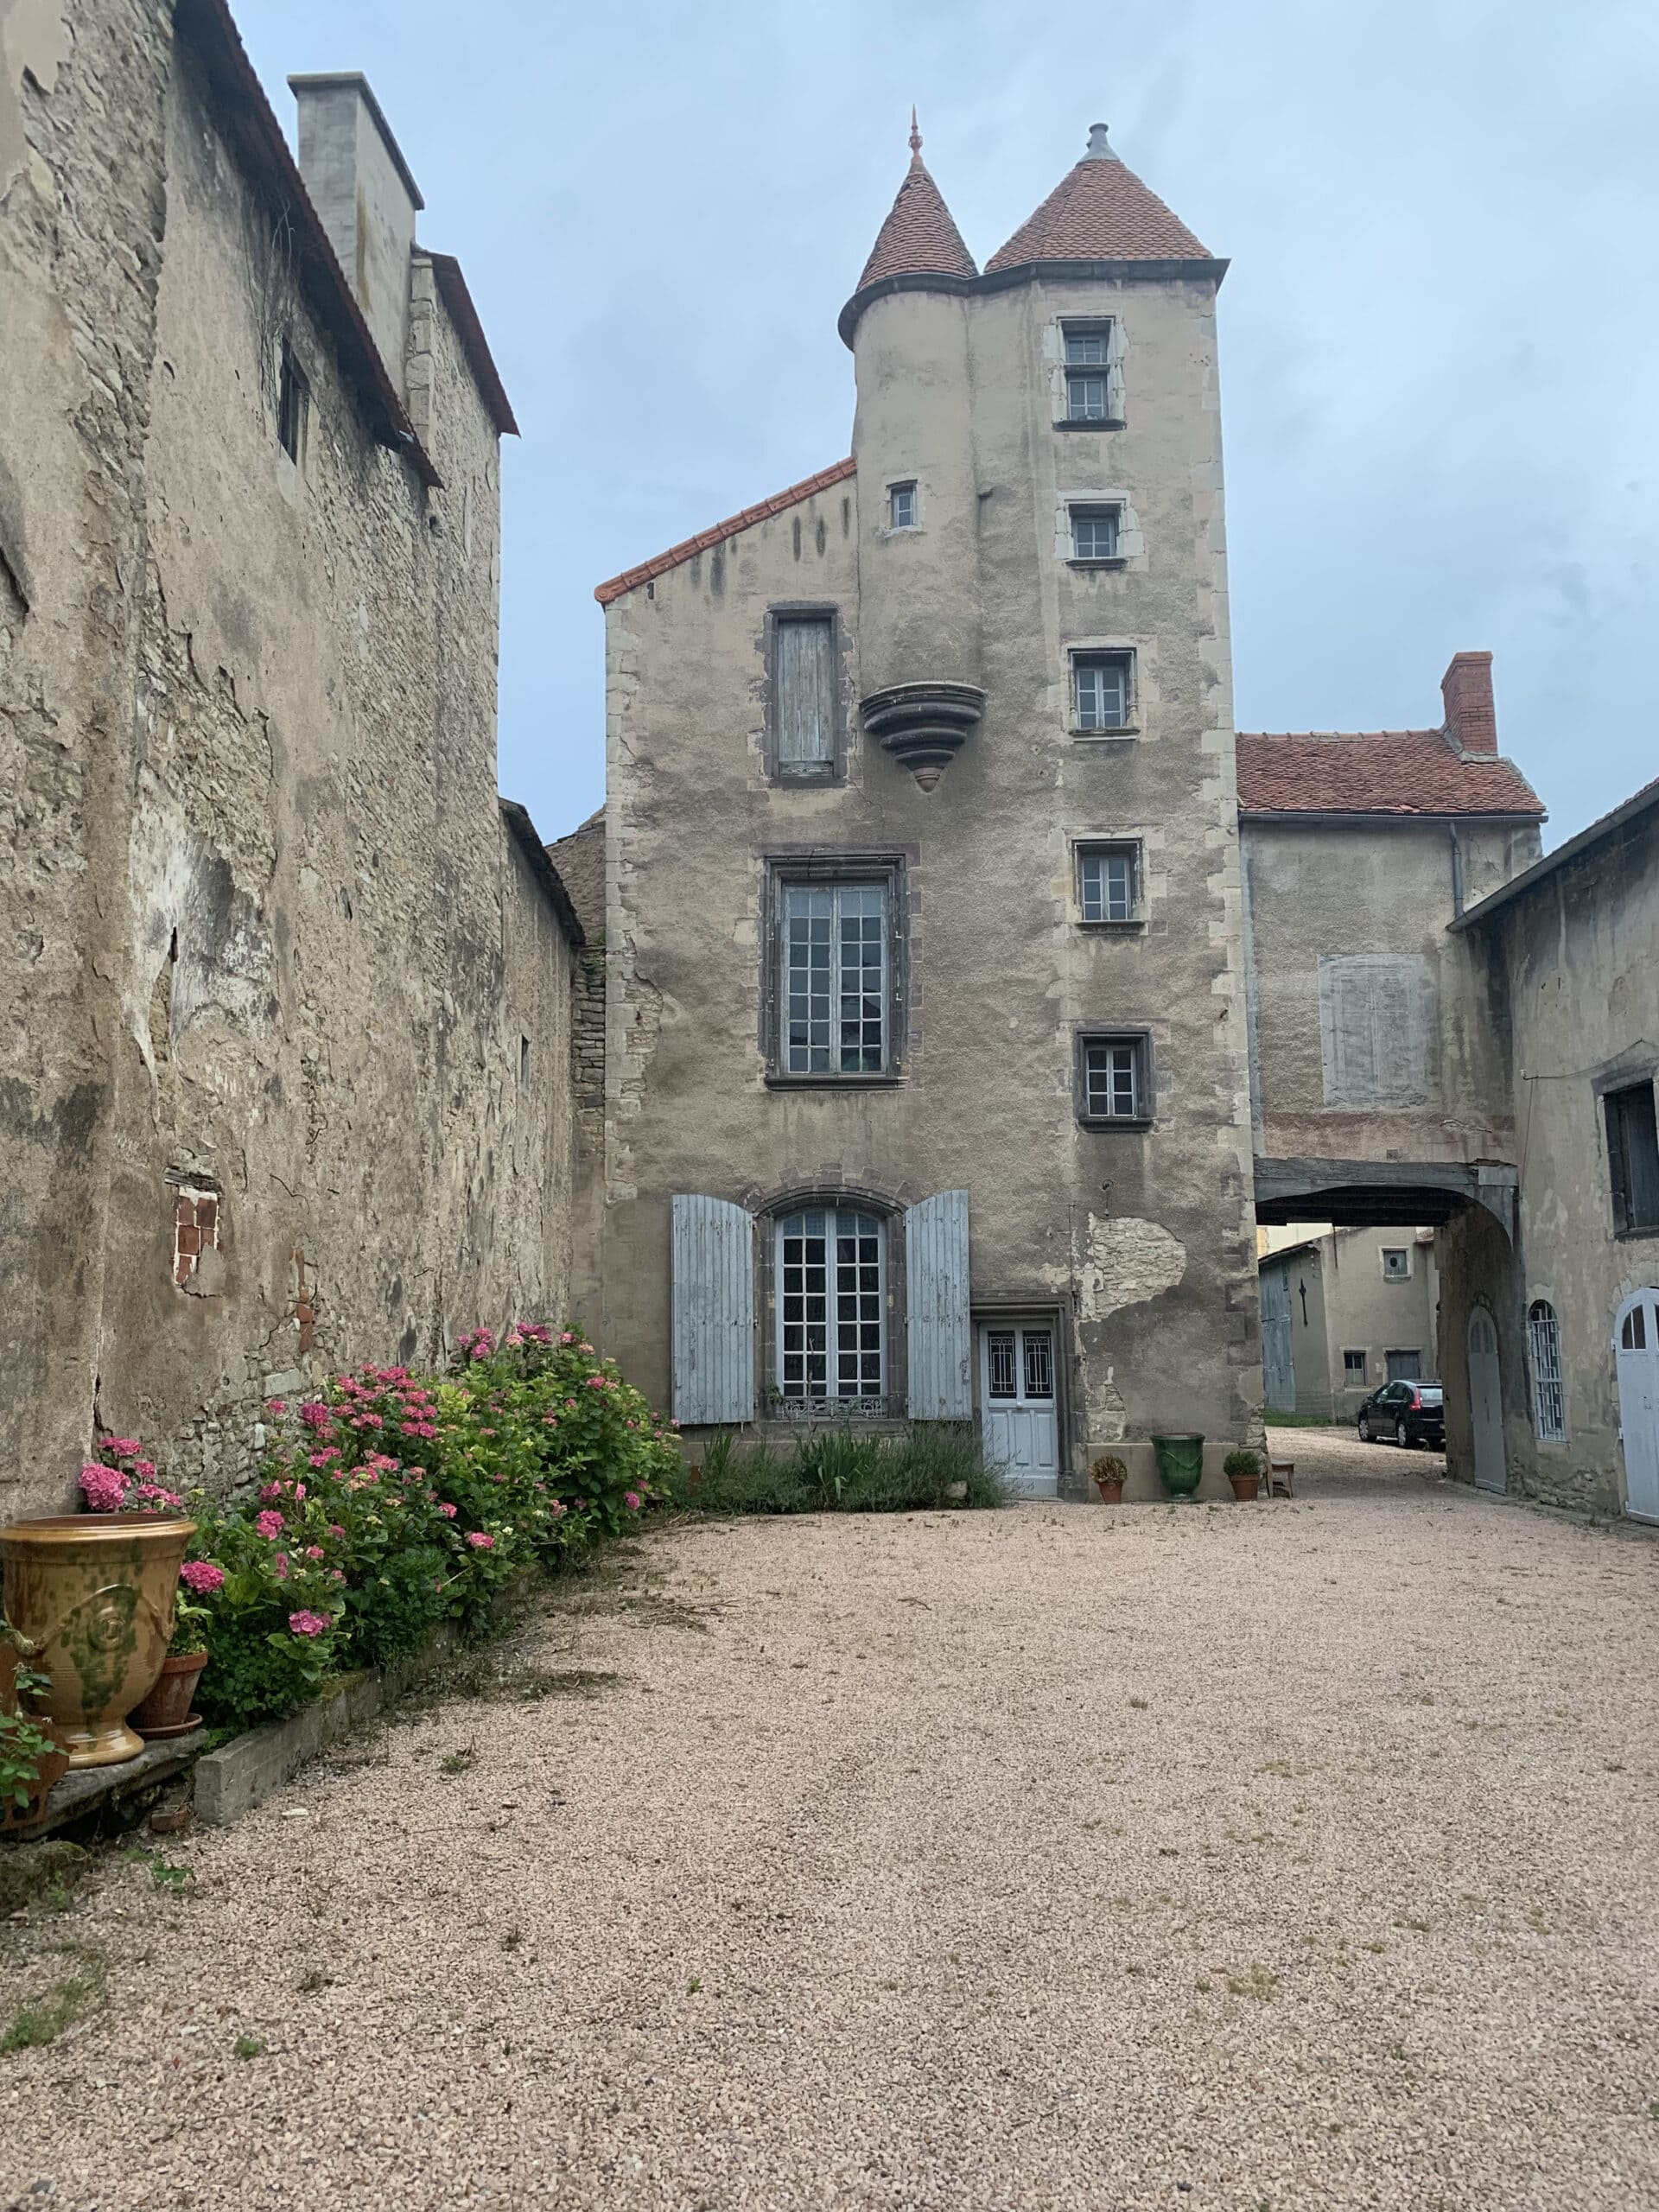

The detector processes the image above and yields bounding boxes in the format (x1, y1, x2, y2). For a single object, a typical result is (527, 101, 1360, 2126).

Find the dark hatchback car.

(1357, 1381, 1445, 1448)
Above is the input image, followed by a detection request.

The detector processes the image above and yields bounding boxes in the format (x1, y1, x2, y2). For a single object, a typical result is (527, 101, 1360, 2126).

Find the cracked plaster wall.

(0, 10, 575, 1515)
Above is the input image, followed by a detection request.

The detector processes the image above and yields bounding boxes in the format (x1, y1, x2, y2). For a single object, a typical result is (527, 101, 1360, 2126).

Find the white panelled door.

(980, 1321, 1059, 1497)
(1466, 1306, 1506, 1493)
(1616, 1291, 1659, 1523)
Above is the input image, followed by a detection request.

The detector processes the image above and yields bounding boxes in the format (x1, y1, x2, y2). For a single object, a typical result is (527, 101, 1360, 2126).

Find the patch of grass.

(297, 1968, 330, 1993)
(123, 1848, 193, 1893)
(688, 1425, 1011, 1516)
(0, 1942, 108, 2055)
(232, 2034, 265, 2060)
(437, 1747, 476, 1777)
(1225, 1963, 1281, 2001)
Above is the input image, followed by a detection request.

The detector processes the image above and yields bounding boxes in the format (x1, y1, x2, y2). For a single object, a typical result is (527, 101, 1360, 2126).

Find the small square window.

(1071, 505, 1121, 561)
(888, 481, 917, 531)
(1077, 843, 1139, 925)
(1343, 1351, 1367, 1382)
(1065, 327, 1111, 367)
(1077, 1032, 1151, 1126)
(277, 340, 309, 466)
(1381, 1248, 1410, 1281)
(1606, 1078, 1659, 1235)
(1072, 652, 1133, 732)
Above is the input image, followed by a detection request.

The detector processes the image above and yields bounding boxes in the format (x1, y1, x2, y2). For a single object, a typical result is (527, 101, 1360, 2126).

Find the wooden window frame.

(1070, 650, 1135, 734)
(1075, 838, 1144, 928)
(765, 604, 844, 785)
(887, 480, 918, 531)
(760, 852, 908, 1088)
(1603, 1075, 1659, 1239)
(1074, 1027, 1154, 1130)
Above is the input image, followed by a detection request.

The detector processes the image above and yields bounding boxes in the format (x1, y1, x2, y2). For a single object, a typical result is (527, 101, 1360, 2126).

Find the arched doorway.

(1615, 1290, 1659, 1523)
(1466, 1306, 1505, 1493)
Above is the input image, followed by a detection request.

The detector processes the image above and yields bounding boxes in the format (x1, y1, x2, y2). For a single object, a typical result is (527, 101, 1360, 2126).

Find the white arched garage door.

(1466, 1307, 1506, 1493)
(1616, 1290, 1659, 1524)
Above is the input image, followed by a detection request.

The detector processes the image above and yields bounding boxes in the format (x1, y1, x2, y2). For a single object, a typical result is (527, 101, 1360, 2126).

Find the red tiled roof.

(594, 457, 855, 606)
(986, 150, 1209, 271)
(1236, 730, 1545, 818)
(857, 155, 978, 291)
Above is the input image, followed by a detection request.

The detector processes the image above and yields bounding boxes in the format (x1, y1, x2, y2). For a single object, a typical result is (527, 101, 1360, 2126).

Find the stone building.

(0, 0, 580, 1517)
(1257, 1224, 1440, 1421)
(582, 123, 1263, 1499)
(1436, 778, 1659, 1516)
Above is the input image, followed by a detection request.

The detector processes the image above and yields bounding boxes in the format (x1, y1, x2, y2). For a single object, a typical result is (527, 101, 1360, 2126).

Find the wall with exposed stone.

(0, 3, 577, 1518)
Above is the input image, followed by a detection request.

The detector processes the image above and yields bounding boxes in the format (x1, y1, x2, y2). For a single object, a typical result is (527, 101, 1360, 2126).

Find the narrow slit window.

(1528, 1300, 1566, 1441)
(277, 341, 308, 465)
(1071, 505, 1121, 560)
(1072, 652, 1133, 732)
(518, 1035, 531, 1088)
(1078, 844, 1138, 924)
(773, 613, 836, 777)
(782, 882, 887, 1076)
(888, 481, 917, 530)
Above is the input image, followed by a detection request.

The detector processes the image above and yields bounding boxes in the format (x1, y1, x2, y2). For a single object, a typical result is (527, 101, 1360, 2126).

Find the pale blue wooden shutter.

(671, 1195, 754, 1424)
(906, 1190, 971, 1419)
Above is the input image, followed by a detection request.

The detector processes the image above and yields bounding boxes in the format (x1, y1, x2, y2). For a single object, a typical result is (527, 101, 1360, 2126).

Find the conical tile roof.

(986, 124, 1208, 271)
(855, 116, 977, 290)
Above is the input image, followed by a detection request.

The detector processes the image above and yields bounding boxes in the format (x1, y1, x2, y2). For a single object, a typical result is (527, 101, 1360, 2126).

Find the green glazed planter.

(1151, 1433, 1205, 1499)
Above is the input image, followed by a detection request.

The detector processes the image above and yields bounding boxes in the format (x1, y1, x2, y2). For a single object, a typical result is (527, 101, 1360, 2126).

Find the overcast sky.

(236, 0, 1659, 849)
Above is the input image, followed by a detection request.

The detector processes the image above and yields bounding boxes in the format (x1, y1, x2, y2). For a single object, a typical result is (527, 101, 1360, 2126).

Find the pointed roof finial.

(1085, 121, 1118, 162)
(909, 105, 923, 163)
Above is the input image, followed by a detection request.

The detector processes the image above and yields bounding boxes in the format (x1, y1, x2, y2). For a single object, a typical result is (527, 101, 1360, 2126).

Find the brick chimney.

(1440, 651, 1497, 756)
(289, 73, 423, 398)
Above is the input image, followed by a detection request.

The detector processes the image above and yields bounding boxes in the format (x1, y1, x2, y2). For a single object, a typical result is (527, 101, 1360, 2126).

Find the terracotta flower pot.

(131, 1649, 209, 1738)
(0, 1512, 195, 1768)
(1, 1739, 71, 1834)
(1094, 1478, 1125, 1504)
(1228, 1471, 1261, 1502)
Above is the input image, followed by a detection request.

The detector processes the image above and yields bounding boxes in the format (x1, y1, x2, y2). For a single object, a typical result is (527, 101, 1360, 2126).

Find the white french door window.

(778, 1209, 885, 1405)
(980, 1321, 1059, 1497)
(783, 884, 886, 1075)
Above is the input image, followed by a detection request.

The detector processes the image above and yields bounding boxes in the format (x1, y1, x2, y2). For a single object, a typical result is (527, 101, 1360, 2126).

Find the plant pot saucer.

(135, 1713, 205, 1742)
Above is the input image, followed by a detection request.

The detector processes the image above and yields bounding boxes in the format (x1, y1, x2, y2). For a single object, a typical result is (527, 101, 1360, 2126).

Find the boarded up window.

(905, 1190, 971, 1420)
(774, 615, 835, 776)
(1317, 955, 1436, 1109)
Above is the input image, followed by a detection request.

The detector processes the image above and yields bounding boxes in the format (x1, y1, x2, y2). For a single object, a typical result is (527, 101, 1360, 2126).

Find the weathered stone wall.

(1440, 798, 1659, 1513)
(0, 6, 576, 1516)
(587, 263, 1262, 1484)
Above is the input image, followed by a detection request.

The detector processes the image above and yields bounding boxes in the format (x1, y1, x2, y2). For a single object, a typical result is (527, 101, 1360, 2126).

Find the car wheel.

(1357, 1418, 1370, 1442)
(1395, 1418, 1409, 1448)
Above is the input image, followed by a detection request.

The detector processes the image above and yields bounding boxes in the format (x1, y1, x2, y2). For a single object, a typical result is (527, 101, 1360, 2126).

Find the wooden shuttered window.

(671, 1195, 755, 1424)
(774, 615, 836, 776)
(1317, 955, 1434, 1109)
(1607, 1080, 1659, 1236)
(905, 1189, 972, 1420)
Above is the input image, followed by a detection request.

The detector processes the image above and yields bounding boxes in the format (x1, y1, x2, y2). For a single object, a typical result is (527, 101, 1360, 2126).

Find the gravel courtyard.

(6, 1428, 1659, 2211)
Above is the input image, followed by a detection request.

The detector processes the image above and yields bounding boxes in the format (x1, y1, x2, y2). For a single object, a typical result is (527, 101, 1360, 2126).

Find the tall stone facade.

(0, 1, 580, 1516)
(583, 127, 1262, 1498)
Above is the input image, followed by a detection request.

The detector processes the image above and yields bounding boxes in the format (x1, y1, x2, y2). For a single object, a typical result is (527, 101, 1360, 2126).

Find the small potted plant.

(130, 1569, 215, 1740)
(1091, 1453, 1128, 1504)
(1224, 1449, 1262, 1503)
(2, 1637, 69, 1833)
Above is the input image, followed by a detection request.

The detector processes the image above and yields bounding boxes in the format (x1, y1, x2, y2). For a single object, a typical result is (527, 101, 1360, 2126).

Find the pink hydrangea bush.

(78, 1438, 187, 1516)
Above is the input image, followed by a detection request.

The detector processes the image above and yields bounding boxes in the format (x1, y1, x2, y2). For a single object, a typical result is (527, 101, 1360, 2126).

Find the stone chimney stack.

(1441, 651, 1497, 756)
(289, 73, 423, 397)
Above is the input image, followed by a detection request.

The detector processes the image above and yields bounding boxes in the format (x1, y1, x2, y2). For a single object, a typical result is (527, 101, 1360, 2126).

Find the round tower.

(840, 118, 984, 791)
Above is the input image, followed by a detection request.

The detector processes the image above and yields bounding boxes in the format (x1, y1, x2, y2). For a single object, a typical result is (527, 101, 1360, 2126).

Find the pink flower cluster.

(465, 1530, 495, 1550)
(254, 1509, 285, 1540)
(508, 1322, 553, 1348)
(287, 1611, 332, 1638)
(456, 1326, 496, 1363)
(79, 1462, 128, 1514)
(179, 1559, 226, 1594)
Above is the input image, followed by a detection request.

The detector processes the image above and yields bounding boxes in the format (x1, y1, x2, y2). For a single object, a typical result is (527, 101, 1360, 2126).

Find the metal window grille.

(889, 483, 916, 529)
(1066, 372, 1109, 421)
(1084, 1039, 1143, 1121)
(778, 1208, 884, 1402)
(1073, 657, 1129, 731)
(783, 882, 886, 1075)
(1064, 327, 1110, 365)
(1022, 1331, 1055, 1400)
(1080, 848, 1135, 923)
(1071, 507, 1120, 559)
(1528, 1300, 1566, 1441)
(987, 1331, 1016, 1400)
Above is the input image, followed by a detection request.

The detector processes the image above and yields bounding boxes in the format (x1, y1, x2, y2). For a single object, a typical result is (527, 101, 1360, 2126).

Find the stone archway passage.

(1467, 1305, 1506, 1493)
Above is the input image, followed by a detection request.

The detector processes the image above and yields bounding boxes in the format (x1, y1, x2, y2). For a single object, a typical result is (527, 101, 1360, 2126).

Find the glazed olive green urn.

(0, 1513, 194, 1767)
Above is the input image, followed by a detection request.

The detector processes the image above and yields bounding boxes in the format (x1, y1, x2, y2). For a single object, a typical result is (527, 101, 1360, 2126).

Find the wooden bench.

(1266, 1458, 1295, 1498)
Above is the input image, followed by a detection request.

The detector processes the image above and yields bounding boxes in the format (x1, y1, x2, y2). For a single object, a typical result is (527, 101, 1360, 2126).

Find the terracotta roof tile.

(856, 154, 978, 291)
(986, 142, 1209, 271)
(594, 457, 855, 606)
(1236, 730, 1545, 818)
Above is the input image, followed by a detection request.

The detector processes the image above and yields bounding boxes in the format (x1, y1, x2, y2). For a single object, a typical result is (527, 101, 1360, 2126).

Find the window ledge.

(770, 772, 846, 788)
(1077, 918, 1147, 932)
(1066, 556, 1128, 571)
(1615, 1223, 1659, 1243)
(1055, 417, 1126, 433)
(765, 1073, 905, 1091)
(1077, 1115, 1154, 1132)
(1071, 726, 1140, 741)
